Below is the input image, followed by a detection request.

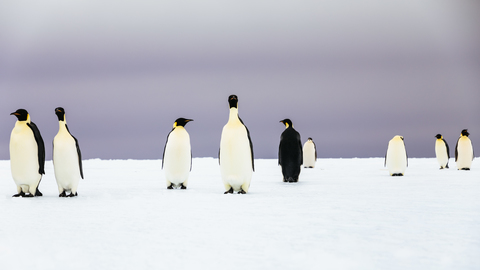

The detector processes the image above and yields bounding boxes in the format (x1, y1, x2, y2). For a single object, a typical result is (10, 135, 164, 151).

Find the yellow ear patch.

(285, 122, 289, 128)
(173, 122, 177, 128)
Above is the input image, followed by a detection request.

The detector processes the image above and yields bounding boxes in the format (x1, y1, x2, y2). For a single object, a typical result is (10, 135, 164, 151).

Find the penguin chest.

(386, 141, 407, 174)
(53, 132, 81, 183)
(220, 123, 252, 186)
(435, 140, 448, 166)
(163, 129, 191, 183)
(10, 125, 40, 184)
(303, 142, 316, 167)
(456, 137, 473, 168)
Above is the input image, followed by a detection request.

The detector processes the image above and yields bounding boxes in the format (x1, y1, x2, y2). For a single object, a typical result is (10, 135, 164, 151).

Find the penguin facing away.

(9, 109, 45, 197)
(53, 107, 83, 197)
(435, 134, 450, 169)
(455, 129, 474, 170)
(279, 119, 303, 182)
(385, 135, 408, 176)
(162, 118, 193, 189)
(303, 137, 317, 168)
(219, 95, 254, 194)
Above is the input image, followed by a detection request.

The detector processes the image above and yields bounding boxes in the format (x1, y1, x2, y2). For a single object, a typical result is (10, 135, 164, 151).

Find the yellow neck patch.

(285, 122, 289, 128)
(173, 122, 177, 128)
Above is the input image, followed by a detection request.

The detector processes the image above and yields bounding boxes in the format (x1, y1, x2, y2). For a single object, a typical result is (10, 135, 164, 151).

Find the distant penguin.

(455, 129, 474, 170)
(303, 137, 317, 168)
(279, 119, 303, 182)
(53, 107, 83, 197)
(162, 118, 193, 189)
(435, 134, 450, 169)
(219, 95, 254, 194)
(385, 135, 408, 176)
(9, 109, 45, 197)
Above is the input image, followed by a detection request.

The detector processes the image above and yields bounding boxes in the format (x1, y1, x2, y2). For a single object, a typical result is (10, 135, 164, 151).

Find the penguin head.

(228, 95, 238, 108)
(280, 119, 293, 128)
(435, 134, 442, 139)
(173, 118, 193, 128)
(308, 137, 313, 141)
(55, 107, 66, 121)
(10, 109, 29, 121)
(461, 129, 469, 137)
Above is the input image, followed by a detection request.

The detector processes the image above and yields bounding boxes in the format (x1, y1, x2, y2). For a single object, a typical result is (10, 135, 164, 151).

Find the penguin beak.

(187, 119, 193, 122)
(10, 112, 19, 116)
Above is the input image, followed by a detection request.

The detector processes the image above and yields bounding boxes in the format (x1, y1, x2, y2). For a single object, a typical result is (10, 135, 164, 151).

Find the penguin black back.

(278, 119, 302, 182)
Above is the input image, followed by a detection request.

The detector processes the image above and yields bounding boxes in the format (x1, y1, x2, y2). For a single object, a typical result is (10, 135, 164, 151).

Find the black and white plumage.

(435, 134, 450, 169)
(455, 129, 474, 170)
(385, 135, 408, 176)
(53, 107, 83, 197)
(303, 137, 317, 168)
(162, 118, 193, 189)
(9, 109, 45, 197)
(278, 119, 302, 182)
(219, 95, 254, 194)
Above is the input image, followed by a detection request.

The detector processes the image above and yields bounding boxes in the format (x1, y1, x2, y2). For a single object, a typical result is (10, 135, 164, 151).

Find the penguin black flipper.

(162, 128, 174, 169)
(443, 138, 450, 160)
(313, 140, 317, 160)
(66, 124, 84, 179)
(26, 122, 45, 175)
(297, 133, 303, 165)
(455, 138, 459, 162)
(384, 147, 387, 167)
(239, 117, 254, 172)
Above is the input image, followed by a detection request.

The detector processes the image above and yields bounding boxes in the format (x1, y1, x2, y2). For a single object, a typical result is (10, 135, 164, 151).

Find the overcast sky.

(1, 0, 479, 160)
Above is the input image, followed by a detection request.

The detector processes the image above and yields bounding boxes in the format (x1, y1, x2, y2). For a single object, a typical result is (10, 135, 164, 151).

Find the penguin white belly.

(386, 141, 407, 175)
(456, 138, 473, 169)
(303, 142, 316, 168)
(10, 127, 41, 192)
(220, 124, 252, 192)
(164, 129, 191, 185)
(53, 133, 81, 192)
(435, 141, 449, 168)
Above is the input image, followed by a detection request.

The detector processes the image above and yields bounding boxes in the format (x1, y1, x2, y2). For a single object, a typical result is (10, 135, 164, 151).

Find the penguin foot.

(67, 192, 77, 197)
(35, 188, 43, 196)
(180, 184, 187, 189)
(167, 184, 174, 189)
(446, 165, 449, 169)
(12, 191, 25, 197)
(286, 177, 298, 183)
(24, 193, 34, 197)
(59, 191, 67, 197)
(237, 189, 246, 194)
(391, 173, 404, 176)
(460, 168, 470, 171)
(224, 188, 234, 194)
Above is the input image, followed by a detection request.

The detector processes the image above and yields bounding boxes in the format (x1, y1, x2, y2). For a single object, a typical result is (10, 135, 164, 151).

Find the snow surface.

(1, 158, 479, 270)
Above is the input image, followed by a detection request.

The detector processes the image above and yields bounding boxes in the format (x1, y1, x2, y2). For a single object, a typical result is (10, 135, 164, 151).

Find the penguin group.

(9, 108, 83, 197)
(8, 95, 476, 197)
(384, 129, 475, 176)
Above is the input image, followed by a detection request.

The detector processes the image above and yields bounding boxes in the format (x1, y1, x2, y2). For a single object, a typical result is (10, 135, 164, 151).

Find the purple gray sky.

(1, 0, 479, 160)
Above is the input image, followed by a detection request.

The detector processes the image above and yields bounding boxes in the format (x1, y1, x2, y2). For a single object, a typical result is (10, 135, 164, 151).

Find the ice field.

(1, 157, 479, 270)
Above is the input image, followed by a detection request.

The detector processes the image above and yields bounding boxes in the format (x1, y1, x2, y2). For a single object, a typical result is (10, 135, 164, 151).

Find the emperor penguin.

(162, 118, 193, 189)
(219, 95, 254, 194)
(435, 134, 450, 169)
(303, 137, 317, 168)
(279, 119, 303, 182)
(53, 107, 83, 197)
(455, 129, 474, 170)
(385, 135, 408, 176)
(9, 109, 45, 197)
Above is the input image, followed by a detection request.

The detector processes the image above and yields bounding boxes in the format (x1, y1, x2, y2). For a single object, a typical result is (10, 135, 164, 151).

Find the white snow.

(1, 158, 479, 270)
